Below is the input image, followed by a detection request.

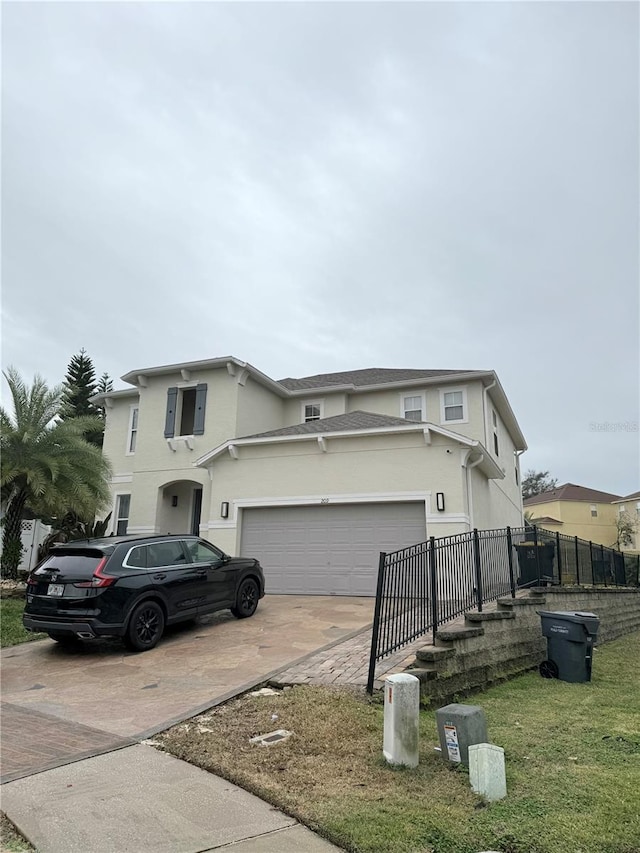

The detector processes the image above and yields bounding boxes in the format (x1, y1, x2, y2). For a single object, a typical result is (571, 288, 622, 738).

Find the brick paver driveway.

(1, 595, 373, 782)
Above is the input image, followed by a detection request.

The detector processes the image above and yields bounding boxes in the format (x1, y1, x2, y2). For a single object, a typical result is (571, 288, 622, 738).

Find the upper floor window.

(440, 388, 467, 424)
(127, 407, 139, 454)
(492, 409, 499, 456)
(164, 384, 207, 438)
(590, 505, 598, 517)
(403, 395, 424, 422)
(303, 401, 323, 422)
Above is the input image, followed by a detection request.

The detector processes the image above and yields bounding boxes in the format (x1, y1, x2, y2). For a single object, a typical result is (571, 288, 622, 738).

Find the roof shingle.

(524, 483, 623, 506)
(239, 410, 423, 440)
(278, 368, 481, 391)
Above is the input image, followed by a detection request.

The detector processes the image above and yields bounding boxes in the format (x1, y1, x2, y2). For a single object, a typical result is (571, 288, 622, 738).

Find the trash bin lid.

(537, 610, 599, 633)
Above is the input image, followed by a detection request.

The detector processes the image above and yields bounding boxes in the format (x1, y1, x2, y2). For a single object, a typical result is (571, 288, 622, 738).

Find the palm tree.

(1, 368, 112, 578)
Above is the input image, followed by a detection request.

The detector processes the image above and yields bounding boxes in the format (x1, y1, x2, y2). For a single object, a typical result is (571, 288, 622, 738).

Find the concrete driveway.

(1, 595, 373, 783)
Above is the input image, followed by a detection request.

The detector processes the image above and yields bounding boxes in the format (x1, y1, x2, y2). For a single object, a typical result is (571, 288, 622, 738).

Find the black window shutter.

(193, 384, 207, 435)
(164, 387, 178, 438)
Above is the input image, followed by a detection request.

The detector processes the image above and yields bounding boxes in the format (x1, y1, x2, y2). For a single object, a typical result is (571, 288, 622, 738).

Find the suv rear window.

(36, 552, 104, 574)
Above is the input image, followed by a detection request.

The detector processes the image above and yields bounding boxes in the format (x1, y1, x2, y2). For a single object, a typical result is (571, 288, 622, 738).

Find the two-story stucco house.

(94, 357, 527, 595)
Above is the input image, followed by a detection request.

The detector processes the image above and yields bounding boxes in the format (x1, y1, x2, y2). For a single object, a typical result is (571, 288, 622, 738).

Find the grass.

(0, 599, 46, 647)
(0, 813, 35, 853)
(158, 631, 640, 853)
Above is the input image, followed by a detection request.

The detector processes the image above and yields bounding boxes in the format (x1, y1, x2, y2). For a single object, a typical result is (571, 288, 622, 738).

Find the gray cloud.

(2, 1, 638, 494)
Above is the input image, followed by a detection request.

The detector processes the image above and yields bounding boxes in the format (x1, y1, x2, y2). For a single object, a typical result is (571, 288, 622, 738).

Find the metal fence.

(366, 525, 640, 693)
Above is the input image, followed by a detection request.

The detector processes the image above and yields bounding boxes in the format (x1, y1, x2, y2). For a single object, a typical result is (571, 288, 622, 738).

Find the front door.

(191, 488, 203, 536)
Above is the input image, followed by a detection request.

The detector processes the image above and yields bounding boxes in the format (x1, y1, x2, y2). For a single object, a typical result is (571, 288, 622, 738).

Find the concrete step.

(498, 596, 545, 608)
(416, 646, 456, 663)
(465, 611, 516, 623)
(436, 627, 484, 643)
(404, 667, 439, 682)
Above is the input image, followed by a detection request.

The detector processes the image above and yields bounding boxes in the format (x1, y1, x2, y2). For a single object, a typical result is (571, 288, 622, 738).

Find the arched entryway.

(156, 480, 204, 536)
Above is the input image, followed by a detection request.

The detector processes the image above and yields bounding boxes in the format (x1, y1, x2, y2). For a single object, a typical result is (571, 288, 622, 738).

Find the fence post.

(428, 537, 438, 643)
(589, 541, 595, 584)
(506, 526, 516, 598)
(636, 555, 640, 587)
(533, 525, 541, 587)
(555, 531, 563, 586)
(473, 528, 483, 612)
(574, 536, 580, 586)
(366, 552, 387, 695)
(600, 544, 607, 586)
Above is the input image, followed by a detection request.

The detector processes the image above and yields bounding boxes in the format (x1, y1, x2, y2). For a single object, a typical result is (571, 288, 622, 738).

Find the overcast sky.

(2, 1, 638, 496)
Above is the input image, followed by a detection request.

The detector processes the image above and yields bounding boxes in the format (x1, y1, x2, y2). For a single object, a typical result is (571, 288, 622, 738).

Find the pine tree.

(60, 349, 99, 420)
(97, 373, 114, 395)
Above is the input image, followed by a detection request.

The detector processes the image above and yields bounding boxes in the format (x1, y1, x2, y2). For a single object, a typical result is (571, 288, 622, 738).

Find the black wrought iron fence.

(366, 525, 639, 693)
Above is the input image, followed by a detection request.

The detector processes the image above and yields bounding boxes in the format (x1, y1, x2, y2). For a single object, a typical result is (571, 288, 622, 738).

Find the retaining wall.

(406, 586, 640, 705)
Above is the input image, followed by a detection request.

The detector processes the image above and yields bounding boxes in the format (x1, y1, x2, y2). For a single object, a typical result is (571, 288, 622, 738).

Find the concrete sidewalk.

(1, 744, 341, 852)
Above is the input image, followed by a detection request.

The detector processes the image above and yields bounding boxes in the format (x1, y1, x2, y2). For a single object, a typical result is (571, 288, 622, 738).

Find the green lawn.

(160, 631, 640, 853)
(0, 598, 46, 647)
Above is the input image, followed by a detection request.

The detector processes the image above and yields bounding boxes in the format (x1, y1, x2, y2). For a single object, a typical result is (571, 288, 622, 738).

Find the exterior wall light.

(221, 501, 229, 519)
(171, 495, 178, 507)
(436, 492, 445, 512)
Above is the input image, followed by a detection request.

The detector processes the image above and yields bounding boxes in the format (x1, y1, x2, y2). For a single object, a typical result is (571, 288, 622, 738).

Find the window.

(440, 388, 467, 423)
(590, 505, 598, 517)
(126, 546, 147, 568)
(115, 494, 131, 536)
(146, 541, 188, 568)
(127, 407, 139, 454)
(303, 402, 323, 422)
(492, 411, 499, 456)
(186, 540, 224, 563)
(164, 384, 207, 438)
(403, 395, 423, 422)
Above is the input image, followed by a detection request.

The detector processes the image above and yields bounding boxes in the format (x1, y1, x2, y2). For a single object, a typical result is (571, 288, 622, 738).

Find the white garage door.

(240, 503, 426, 596)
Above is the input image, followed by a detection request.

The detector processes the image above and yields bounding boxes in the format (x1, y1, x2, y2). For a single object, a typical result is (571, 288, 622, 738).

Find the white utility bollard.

(383, 673, 420, 768)
(468, 743, 507, 801)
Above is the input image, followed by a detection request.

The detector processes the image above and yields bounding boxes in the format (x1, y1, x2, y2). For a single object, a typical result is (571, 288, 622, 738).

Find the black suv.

(23, 535, 265, 651)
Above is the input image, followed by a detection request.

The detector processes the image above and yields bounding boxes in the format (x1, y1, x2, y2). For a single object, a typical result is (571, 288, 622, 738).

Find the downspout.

(482, 378, 497, 449)
(463, 452, 484, 530)
(515, 449, 526, 518)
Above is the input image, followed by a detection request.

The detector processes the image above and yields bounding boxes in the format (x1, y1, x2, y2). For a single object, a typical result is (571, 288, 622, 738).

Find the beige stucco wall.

(236, 376, 285, 438)
(102, 394, 140, 475)
(530, 499, 619, 547)
(469, 466, 524, 531)
(200, 431, 470, 554)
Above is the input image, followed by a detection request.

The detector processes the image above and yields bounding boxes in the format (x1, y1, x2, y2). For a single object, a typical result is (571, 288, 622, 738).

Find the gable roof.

(612, 490, 640, 503)
(239, 411, 421, 439)
(524, 483, 623, 506)
(278, 368, 482, 391)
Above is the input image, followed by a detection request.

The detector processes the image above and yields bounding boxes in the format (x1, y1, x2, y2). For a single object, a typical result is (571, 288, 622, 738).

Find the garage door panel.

(240, 503, 426, 596)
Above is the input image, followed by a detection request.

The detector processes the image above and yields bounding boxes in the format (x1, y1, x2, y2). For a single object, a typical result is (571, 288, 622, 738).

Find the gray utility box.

(435, 703, 488, 766)
(538, 610, 600, 683)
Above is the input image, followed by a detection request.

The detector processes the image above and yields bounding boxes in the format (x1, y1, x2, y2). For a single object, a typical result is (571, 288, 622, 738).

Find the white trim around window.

(302, 400, 324, 423)
(439, 386, 468, 425)
(126, 406, 139, 455)
(400, 393, 425, 422)
(113, 493, 131, 536)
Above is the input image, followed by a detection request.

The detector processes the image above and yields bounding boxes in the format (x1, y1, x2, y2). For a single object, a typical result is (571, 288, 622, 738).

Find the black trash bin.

(537, 610, 600, 683)
(515, 541, 555, 586)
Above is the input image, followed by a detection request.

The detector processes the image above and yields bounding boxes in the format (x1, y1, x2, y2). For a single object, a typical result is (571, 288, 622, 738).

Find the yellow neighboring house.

(523, 483, 625, 548)
(612, 491, 640, 553)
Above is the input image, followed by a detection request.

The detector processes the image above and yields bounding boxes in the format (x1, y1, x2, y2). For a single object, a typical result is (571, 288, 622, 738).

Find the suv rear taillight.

(72, 557, 116, 588)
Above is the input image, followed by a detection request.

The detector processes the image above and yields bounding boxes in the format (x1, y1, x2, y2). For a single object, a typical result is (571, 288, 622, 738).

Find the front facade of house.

(524, 484, 630, 549)
(95, 358, 527, 595)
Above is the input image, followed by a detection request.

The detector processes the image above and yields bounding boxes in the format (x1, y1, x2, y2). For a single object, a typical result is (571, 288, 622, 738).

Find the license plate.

(47, 583, 64, 597)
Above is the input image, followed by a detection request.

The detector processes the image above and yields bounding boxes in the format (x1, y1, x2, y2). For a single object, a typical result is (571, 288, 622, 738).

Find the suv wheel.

(231, 578, 259, 619)
(125, 601, 165, 651)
